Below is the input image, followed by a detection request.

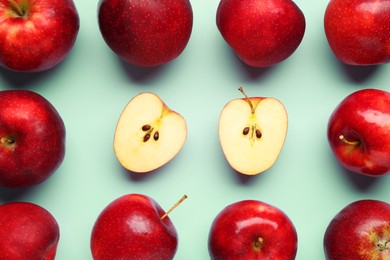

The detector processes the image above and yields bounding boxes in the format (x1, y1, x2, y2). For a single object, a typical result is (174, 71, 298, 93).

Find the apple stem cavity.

(339, 135, 360, 146)
(0, 136, 16, 149)
(160, 195, 188, 220)
(9, 0, 29, 18)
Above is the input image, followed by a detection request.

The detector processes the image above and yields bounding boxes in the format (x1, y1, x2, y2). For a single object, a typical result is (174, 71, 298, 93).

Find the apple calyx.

(376, 239, 390, 252)
(253, 237, 264, 252)
(238, 87, 262, 145)
(160, 195, 187, 220)
(0, 136, 16, 150)
(339, 135, 360, 146)
(8, 0, 30, 18)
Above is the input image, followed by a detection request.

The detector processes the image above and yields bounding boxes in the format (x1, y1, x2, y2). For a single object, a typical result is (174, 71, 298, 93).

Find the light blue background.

(1, 0, 390, 259)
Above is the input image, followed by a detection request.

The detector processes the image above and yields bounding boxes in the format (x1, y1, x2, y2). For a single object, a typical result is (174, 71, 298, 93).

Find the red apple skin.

(90, 193, 178, 260)
(208, 200, 298, 260)
(216, 0, 306, 67)
(0, 0, 80, 72)
(324, 0, 390, 65)
(0, 202, 60, 260)
(324, 200, 390, 259)
(327, 89, 390, 177)
(98, 0, 193, 67)
(0, 90, 66, 187)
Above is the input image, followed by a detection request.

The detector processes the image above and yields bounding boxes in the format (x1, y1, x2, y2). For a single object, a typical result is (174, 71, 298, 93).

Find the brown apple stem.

(339, 135, 360, 146)
(8, 0, 26, 17)
(160, 195, 188, 220)
(238, 87, 255, 114)
(0, 136, 15, 145)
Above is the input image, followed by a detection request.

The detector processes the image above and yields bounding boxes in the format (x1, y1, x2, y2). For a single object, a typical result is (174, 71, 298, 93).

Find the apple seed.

(142, 124, 151, 131)
(143, 134, 151, 142)
(153, 131, 159, 141)
(256, 129, 262, 139)
(243, 127, 250, 135)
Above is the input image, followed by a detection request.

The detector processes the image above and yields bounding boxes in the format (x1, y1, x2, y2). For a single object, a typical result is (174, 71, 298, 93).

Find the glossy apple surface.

(327, 88, 390, 176)
(98, 0, 193, 67)
(91, 193, 178, 260)
(0, 202, 60, 259)
(0, 0, 80, 72)
(324, 0, 390, 65)
(324, 200, 390, 259)
(208, 200, 297, 259)
(0, 90, 66, 187)
(216, 0, 306, 67)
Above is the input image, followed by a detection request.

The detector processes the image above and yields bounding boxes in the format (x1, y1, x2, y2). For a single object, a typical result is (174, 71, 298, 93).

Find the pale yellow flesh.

(219, 97, 288, 175)
(114, 93, 187, 173)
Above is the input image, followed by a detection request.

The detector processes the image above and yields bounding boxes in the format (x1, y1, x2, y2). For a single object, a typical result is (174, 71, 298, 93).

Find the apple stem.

(8, 0, 27, 17)
(160, 195, 188, 220)
(339, 135, 360, 146)
(238, 87, 255, 114)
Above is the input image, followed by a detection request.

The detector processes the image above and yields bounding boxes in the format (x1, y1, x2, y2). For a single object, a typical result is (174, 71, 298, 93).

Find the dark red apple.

(91, 193, 186, 260)
(324, 0, 390, 65)
(0, 201, 60, 259)
(208, 200, 298, 259)
(327, 88, 390, 176)
(0, 90, 66, 187)
(0, 0, 80, 72)
(216, 0, 306, 67)
(98, 0, 193, 67)
(324, 199, 390, 259)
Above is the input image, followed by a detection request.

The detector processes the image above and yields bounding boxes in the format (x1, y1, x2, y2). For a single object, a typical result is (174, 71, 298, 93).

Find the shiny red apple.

(324, 199, 390, 259)
(327, 88, 390, 176)
(98, 0, 193, 67)
(0, 0, 80, 72)
(216, 0, 306, 67)
(324, 0, 390, 65)
(0, 202, 60, 259)
(91, 193, 186, 260)
(0, 90, 66, 187)
(208, 200, 298, 259)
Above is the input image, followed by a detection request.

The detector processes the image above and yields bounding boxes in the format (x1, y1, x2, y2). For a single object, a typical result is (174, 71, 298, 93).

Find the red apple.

(327, 88, 390, 176)
(91, 193, 187, 260)
(324, 199, 390, 259)
(98, 0, 193, 67)
(216, 0, 306, 67)
(0, 0, 80, 72)
(324, 0, 390, 65)
(208, 200, 297, 259)
(0, 90, 66, 187)
(0, 201, 60, 259)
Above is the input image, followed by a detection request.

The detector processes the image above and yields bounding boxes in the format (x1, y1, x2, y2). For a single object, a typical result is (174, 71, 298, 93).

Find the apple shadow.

(0, 185, 38, 202)
(338, 163, 381, 192)
(224, 46, 276, 82)
(0, 61, 65, 89)
(340, 63, 381, 83)
(119, 58, 170, 84)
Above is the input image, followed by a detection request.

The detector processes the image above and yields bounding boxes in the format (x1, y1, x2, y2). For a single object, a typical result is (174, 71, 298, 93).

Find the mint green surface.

(1, 0, 390, 259)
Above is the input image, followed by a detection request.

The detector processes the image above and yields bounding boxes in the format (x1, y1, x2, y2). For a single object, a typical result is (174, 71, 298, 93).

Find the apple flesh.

(0, 202, 60, 259)
(91, 193, 186, 260)
(324, 0, 390, 65)
(0, 90, 66, 187)
(98, 0, 193, 67)
(324, 200, 390, 259)
(219, 87, 288, 175)
(208, 200, 298, 260)
(0, 0, 80, 72)
(114, 92, 187, 173)
(216, 0, 306, 67)
(327, 88, 390, 176)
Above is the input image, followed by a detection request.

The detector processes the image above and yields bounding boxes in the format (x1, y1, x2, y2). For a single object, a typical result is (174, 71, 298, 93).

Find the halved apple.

(218, 87, 288, 175)
(114, 92, 187, 173)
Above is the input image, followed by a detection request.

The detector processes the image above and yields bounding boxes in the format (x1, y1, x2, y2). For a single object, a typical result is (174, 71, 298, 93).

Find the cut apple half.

(218, 87, 288, 175)
(114, 92, 187, 173)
